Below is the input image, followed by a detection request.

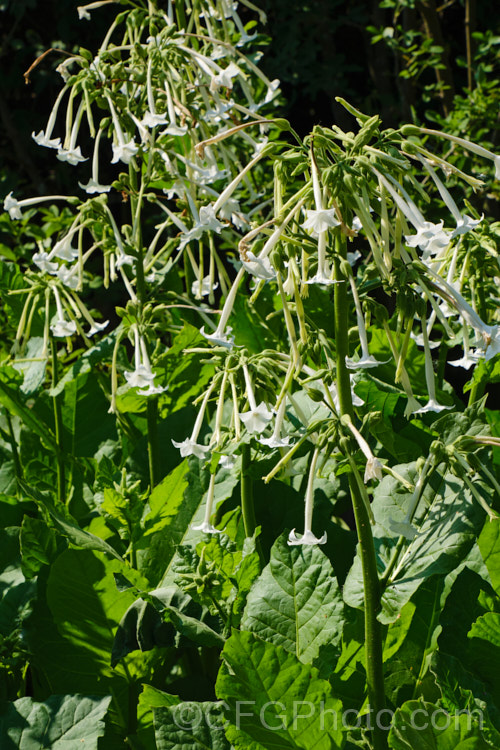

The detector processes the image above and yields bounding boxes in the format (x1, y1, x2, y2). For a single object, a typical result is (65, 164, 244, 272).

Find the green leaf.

(241, 532, 344, 663)
(0, 369, 56, 451)
(429, 652, 500, 748)
(231, 295, 277, 353)
(137, 686, 180, 748)
(138, 457, 238, 587)
(156, 323, 215, 414)
(163, 605, 224, 648)
(111, 586, 185, 666)
(467, 612, 500, 707)
(25, 549, 153, 744)
(20, 515, 59, 578)
(0, 527, 37, 637)
(49, 333, 117, 397)
(343, 464, 486, 623)
(11, 337, 47, 395)
(154, 702, 231, 750)
(388, 699, 491, 749)
(216, 630, 344, 749)
(0, 694, 111, 749)
(478, 519, 500, 595)
(18, 479, 124, 562)
(45, 549, 149, 676)
(383, 575, 446, 705)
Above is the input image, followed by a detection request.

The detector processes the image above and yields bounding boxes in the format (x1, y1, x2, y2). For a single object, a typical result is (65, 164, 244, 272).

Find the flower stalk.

(334, 232, 386, 749)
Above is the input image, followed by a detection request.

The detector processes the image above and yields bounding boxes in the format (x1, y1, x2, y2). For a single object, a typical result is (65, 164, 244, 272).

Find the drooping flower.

(374, 169, 451, 259)
(124, 326, 166, 396)
(241, 251, 275, 280)
(191, 275, 218, 298)
(418, 156, 483, 239)
(57, 145, 87, 165)
(32, 84, 69, 150)
(33, 251, 59, 275)
(288, 447, 327, 545)
(78, 127, 111, 194)
(178, 199, 224, 250)
(200, 267, 245, 349)
(50, 286, 77, 338)
(106, 95, 139, 165)
(258, 396, 293, 448)
(302, 208, 340, 235)
(192, 472, 222, 534)
(125, 364, 156, 390)
(413, 315, 452, 414)
(172, 382, 215, 458)
(426, 269, 500, 362)
(239, 364, 273, 434)
(345, 276, 389, 369)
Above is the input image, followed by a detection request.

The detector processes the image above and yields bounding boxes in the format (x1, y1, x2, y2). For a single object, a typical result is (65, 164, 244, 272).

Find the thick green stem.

(129, 164, 160, 488)
(468, 379, 485, 405)
(147, 398, 160, 487)
(51, 339, 65, 504)
(334, 235, 386, 748)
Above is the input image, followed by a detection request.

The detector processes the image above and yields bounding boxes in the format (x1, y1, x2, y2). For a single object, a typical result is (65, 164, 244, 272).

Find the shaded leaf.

(216, 630, 344, 749)
(154, 702, 230, 750)
(0, 694, 111, 750)
(19, 479, 124, 562)
(343, 463, 486, 623)
(388, 699, 491, 749)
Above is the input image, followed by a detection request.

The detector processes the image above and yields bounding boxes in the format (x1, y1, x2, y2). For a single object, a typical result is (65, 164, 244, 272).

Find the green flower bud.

(307, 388, 325, 403)
(400, 125, 421, 136)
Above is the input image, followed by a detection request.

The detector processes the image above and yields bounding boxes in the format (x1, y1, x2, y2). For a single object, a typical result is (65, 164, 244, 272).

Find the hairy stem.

(334, 233, 386, 748)
(129, 163, 159, 488)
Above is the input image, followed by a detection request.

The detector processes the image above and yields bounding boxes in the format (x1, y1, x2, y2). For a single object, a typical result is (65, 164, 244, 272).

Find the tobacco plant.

(0, 1, 499, 749)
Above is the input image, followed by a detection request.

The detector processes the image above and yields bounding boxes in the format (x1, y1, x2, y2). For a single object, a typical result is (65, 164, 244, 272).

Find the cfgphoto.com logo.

(170, 701, 485, 733)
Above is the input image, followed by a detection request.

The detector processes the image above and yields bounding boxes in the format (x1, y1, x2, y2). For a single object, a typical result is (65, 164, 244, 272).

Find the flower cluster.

(3, 0, 499, 544)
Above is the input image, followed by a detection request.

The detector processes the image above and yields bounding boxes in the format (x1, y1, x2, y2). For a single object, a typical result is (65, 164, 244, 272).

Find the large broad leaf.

(0, 368, 56, 450)
(343, 462, 486, 623)
(20, 515, 59, 579)
(25, 549, 152, 745)
(19, 480, 124, 562)
(216, 630, 344, 750)
(383, 575, 446, 706)
(50, 334, 116, 397)
(137, 457, 239, 587)
(154, 702, 231, 750)
(44, 549, 149, 678)
(478, 518, 500, 596)
(467, 613, 500, 708)
(112, 581, 223, 668)
(241, 532, 344, 663)
(137, 686, 180, 748)
(429, 652, 500, 747)
(0, 694, 111, 750)
(354, 377, 432, 462)
(388, 699, 491, 749)
(0, 527, 37, 637)
(156, 323, 215, 414)
(60, 369, 118, 457)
